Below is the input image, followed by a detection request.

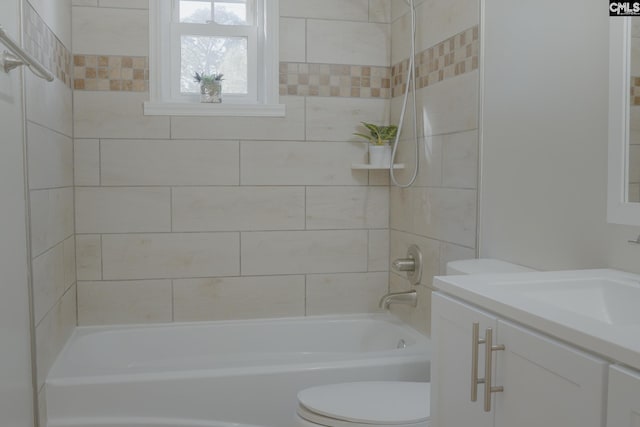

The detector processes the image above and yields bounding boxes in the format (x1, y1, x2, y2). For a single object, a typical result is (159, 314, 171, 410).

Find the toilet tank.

(445, 259, 535, 275)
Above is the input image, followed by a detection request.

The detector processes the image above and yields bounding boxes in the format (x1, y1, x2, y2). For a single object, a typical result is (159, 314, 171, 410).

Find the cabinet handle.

(470, 323, 485, 402)
(483, 327, 505, 412)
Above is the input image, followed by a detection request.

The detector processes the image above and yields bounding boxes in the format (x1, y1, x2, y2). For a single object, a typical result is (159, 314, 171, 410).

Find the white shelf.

(351, 163, 406, 170)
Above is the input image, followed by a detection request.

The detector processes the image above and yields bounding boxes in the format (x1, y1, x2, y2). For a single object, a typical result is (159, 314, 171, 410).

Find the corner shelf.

(351, 163, 406, 170)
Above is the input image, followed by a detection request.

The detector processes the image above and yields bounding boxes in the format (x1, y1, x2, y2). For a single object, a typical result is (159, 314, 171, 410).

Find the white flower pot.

(369, 144, 392, 168)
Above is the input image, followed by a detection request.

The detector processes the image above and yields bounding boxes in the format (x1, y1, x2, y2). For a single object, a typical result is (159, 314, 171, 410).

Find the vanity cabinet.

(431, 293, 608, 427)
(607, 365, 640, 427)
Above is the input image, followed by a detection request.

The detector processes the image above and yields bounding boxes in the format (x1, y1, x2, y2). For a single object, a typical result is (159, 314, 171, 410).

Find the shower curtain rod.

(0, 25, 54, 82)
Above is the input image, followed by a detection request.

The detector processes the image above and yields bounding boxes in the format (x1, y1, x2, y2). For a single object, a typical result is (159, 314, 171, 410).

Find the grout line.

(169, 187, 173, 232)
(98, 139, 102, 186)
(100, 234, 104, 280)
(304, 274, 307, 316)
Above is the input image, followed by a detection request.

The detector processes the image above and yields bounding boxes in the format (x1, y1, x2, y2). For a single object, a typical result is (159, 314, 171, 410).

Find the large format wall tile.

(69, 1, 400, 327)
(441, 130, 479, 189)
(241, 230, 368, 275)
(369, 0, 392, 23)
(306, 97, 389, 141)
(26, 74, 73, 138)
(171, 97, 305, 140)
(307, 19, 390, 67)
(75, 187, 171, 233)
(102, 233, 240, 280)
(30, 188, 74, 257)
(100, 140, 239, 186)
(27, 122, 73, 190)
(35, 285, 76, 389)
(72, 6, 148, 55)
(368, 229, 390, 272)
(391, 187, 477, 247)
(240, 141, 368, 186)
(306, 272, 388, 315)
(78, 280, 172, 325)
(74, 139, 100, 186)
(172, 187, 305, 232)
(32, 237, 75, 325)
(27, 0, 72, 48)
(98, 0, 148, 8)
(173, 276, 305, 321)
(280, 0, 370, 21)
(76, 235, 101, 280)
(280, 18, 306, 62)
(74, 91, 170, 139)
(306, 186, 389, 229)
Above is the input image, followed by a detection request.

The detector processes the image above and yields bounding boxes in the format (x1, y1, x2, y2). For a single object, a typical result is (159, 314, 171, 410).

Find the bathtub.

(45, 314, 430, 427)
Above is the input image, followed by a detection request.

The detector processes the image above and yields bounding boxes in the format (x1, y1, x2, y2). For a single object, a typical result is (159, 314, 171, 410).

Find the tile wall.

(71, 0, 393, 325)
(387, 0, 480, 335)
(22, 0, 75, 425)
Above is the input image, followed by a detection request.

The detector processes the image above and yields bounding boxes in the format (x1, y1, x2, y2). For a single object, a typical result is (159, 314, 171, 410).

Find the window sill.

(143, 101, 286, 117)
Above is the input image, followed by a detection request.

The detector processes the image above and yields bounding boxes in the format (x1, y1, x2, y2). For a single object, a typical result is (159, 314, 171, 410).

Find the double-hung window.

(145, 0, 283, 117)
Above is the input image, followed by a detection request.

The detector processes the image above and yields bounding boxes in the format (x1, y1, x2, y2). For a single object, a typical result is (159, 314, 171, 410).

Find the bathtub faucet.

(379, 290, 418, 309)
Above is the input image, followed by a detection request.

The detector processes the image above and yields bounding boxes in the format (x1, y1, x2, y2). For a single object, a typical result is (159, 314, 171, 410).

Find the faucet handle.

(392, 258, 416, 272)
(393, 245, 423, 286)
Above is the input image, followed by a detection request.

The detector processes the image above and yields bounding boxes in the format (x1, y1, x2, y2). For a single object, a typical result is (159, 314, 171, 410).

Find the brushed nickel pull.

(471, 323, 485, 402)
(483, 328, 505, 412)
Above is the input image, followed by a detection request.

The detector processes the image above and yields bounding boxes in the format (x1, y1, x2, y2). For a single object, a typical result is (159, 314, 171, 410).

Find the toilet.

(293, 258, 535, 427)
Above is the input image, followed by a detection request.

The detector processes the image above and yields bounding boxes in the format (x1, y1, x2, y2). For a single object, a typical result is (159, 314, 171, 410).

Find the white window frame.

(144, 0, 284, 117)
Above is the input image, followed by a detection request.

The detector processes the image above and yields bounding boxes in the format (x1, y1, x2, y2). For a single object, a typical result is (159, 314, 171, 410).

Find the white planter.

(369, 144, 392, 168)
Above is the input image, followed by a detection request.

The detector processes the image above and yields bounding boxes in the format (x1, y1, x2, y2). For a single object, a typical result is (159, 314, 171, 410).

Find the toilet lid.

(297, 382, 430, 425)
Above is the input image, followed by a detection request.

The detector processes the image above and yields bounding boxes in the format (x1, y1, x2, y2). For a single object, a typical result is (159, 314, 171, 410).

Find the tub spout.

(379, 290, 418, 309)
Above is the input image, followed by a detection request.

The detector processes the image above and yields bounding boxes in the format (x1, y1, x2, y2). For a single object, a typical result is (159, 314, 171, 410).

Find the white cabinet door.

(431, 293, 497, 427)
(607, 365, 640, 427)
(495, 320, 607, 427)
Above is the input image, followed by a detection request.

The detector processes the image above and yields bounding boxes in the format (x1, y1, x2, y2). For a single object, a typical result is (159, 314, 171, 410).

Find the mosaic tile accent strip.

(631, 77, 640, 105)
(23, 5, 72, 87)
(279, 63, 391, 98)
(391, 25, 479, 97)
(73, 55, 149, 92)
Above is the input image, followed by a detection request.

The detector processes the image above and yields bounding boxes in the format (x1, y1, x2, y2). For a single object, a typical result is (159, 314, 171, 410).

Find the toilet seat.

(296, 382, 430, 427)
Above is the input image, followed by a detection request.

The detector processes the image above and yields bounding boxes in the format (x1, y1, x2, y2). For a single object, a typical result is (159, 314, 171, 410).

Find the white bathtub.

(45, 314, 430, 427)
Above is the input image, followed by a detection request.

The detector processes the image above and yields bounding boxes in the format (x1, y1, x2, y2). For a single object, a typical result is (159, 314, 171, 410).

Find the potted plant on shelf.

(194, 72, 224, 103)
(354, 122, 398, 167)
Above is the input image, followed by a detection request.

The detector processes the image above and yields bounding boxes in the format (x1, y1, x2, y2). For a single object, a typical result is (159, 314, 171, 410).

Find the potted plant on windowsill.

(354, 122, 398, 167)
(194, 72, 224, 103)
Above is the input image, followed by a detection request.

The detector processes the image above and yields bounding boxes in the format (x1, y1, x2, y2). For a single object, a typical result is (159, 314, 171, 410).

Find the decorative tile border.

(391, 25, 479, 97)
(23, 4, 72, 87)
(73, 55, 149, 92)
(632, 77, 640, 105)
(278, 63, 391, 98)
(72, 24, 478, 98)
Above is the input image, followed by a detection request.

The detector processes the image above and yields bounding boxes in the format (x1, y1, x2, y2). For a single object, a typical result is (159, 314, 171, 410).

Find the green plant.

(193, 72, 225, 84)
(353, 122, 398, 145)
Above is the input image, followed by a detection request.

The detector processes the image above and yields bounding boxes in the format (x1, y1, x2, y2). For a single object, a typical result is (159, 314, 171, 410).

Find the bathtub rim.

(47, 313, 430, 386)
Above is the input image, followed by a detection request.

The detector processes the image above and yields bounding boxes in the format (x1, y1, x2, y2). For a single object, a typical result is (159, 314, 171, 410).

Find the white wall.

(480, 0, 640, 274)
(0, 0, 36, 425)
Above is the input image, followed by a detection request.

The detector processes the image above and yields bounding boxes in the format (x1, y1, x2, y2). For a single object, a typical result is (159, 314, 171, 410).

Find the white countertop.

(433, 269, 640, 371)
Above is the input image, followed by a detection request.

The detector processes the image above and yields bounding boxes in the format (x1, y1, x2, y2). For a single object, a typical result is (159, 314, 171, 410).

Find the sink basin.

(433, 268, 640, 371)
(494, 277, 640, 325)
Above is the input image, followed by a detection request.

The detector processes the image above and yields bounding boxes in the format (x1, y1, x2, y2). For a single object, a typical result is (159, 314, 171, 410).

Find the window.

(145, 0, 284, 117)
